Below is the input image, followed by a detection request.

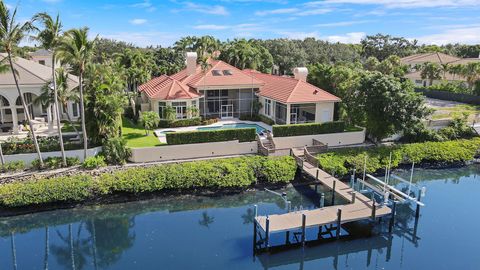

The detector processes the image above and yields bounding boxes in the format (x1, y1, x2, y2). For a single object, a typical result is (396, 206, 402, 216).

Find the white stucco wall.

(315, 102, 335, 123)
(273, 129, 365, 149)
(129, 140, 258, 163)
(3, 146, 103, 166)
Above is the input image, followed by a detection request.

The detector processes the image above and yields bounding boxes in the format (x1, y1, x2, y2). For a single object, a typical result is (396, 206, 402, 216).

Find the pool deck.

(154, 119, 272, 143)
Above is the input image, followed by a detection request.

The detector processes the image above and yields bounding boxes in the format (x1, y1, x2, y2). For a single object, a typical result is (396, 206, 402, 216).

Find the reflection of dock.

(254, 156, 392, 252)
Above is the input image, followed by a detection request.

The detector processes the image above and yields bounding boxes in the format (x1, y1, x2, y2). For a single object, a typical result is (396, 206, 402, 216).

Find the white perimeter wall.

(273, 129, 365, 149)
(129, 140, 258, 163)
(4, 146, 102, 166)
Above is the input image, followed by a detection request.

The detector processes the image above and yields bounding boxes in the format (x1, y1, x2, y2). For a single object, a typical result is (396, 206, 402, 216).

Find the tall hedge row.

(272, 121, 346, 137)
(166, 128, 256, 145)
(0, 156, 296, 208)
(317, 138, 480, 176)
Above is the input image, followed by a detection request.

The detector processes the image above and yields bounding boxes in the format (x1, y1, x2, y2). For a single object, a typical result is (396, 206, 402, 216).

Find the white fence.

(129, 141, 258, 163)
(273, 129, 366, 149)
(4, 146, 102, 166)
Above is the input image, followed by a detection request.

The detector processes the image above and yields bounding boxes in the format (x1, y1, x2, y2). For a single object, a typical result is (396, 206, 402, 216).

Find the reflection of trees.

(241, 208, 254, 224)
(85, 217, 135, 269)
(198, 211, 215, 228)
(51, 223, 90, 270)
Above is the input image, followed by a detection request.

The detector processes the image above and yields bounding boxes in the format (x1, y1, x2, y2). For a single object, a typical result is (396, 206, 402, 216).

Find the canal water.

(1, 165, 480, 269)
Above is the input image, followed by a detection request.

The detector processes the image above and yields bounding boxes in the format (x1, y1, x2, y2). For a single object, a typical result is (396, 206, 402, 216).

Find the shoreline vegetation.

(0, 156, 297, 216)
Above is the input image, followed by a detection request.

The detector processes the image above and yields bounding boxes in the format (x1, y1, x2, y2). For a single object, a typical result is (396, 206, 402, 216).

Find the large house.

(0, 52, 79, 134)
(138, 52, 340, 125)
(401, 52, 480, 87)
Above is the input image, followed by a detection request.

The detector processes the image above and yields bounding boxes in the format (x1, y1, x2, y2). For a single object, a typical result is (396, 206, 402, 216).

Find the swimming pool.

(198, 123, 266, 134)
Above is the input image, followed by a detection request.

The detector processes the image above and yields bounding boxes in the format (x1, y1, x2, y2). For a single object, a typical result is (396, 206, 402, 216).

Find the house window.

(72, 102, 79, 117)
(172, 102, 187, 119)
(222, 70, 233, 75)
(212, 70, 222, 76)
(39, 60, 45, 65)
(192, 100, 197, 107)
(264, 99, 272, 116)
(415, 80, 422, 84)
(158, 102, 166, 119)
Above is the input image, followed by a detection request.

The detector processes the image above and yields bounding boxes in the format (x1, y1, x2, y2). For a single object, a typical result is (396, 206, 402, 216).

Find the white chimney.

(186, 52, 198, 75)
(293, 67, 308, 82)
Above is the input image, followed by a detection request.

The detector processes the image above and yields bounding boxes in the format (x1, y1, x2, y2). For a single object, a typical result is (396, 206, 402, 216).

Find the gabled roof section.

(243, 70, 340, 104)
(0, 53, 78, 89)
(401, 52, 461, 65)
(138, 75, 200, 100)
(181, 60, 264, 88)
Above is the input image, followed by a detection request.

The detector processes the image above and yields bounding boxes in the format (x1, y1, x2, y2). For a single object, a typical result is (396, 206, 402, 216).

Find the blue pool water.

(198, 123, 267, 134)
(1, 165, 480, 269)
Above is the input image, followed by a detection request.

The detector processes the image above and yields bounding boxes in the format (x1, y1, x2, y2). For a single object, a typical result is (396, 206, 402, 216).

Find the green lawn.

(121, 117, 164, 148)
(430, 104, 480, 120)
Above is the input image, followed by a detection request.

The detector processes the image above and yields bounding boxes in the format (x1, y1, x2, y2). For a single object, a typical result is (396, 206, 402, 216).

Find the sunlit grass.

(121, 117, 164, 148)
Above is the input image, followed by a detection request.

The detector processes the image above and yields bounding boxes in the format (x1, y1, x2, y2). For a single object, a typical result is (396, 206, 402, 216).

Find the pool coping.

(154, 119, 273, 143)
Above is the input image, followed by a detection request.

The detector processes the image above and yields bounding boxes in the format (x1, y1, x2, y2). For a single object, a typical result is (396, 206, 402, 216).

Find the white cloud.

(194, 24, 230, 30)
(326, 32, 366, 43)
(255, 8, 299, 16)
(193, 23, 264, 32)
(315, 20, 372, 27)
(129, 19, 148, 25)
(305, 0, 478, 8)
(415, 26, 480, 45)
(178, 2, 229, 15)
(130, 0, 156, 11)
(296, 8, 332, 16)
(277, 31, 320, 39)
(100, 31, 183, 47)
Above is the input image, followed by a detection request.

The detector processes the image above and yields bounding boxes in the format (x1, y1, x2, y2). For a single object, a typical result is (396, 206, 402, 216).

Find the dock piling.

(336, 209, 342, 239)
(320, 193, 325, 208)
(371, 199, 376, 221)
(265, 217, 270, 250)
(254, 204, 258, 217)
(316, 169, 319, 181)
(389, 200, 396, 233)
(331, 180, 336, 205)
(352, 191, 356, 204)
(253, 220, 257, 254)
(301, 214, 306, 247)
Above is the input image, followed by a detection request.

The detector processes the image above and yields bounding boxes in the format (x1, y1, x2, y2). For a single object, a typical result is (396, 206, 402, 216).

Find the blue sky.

(6, 0, 480, 47)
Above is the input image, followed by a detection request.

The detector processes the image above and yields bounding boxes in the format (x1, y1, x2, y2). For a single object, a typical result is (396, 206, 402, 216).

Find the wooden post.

(331, 180, 336, 205)
(254, 204, 258, 217)
(301, 214, 306, 247)
(351, 192, 356, 204)
(389, 200, 396, 233)
(316, 169, 319, 180)
(285, 231, 290, 244)
(371, 199, 376, 221)
(336, 209, 342, 239)
(320, 193, 325, 208)
(265, 217, 270, 250)
(253, 220, 257, 254)
(415, 191, 422, 219)
(315, 184, 318, 193)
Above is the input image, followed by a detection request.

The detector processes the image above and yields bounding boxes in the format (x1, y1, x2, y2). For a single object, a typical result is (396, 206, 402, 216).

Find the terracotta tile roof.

(401, 52, 461, 65)
(243, 69, 341, 104)
(138, 75, 200, 100)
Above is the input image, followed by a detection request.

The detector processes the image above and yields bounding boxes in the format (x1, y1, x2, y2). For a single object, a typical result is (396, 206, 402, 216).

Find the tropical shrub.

(82, 155, 107, 169)
(0, 175, 93, 207)
(0, 161, 25, 173)
(272, 121, 347, 137)
(166, 128, 256, 145)
(140, 111, 160, 135)
(2, 136, 83, 155)
(317, 138, 480, 177)
(0, 156, 296, 208)
(102, 137, 131, 165)
(32, 157, 80, 170)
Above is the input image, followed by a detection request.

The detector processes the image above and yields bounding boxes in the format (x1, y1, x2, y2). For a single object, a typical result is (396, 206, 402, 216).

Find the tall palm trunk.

(7, 51, 43, 167)
(78, 72, 88, 159)
(44, 227, 49, 270)
(0, 142, 4, 165)
(62, 105, 81, 138)
(52, 56, 67, 166)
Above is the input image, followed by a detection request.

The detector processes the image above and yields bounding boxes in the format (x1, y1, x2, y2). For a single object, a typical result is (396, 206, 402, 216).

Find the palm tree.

(33, 12, 67, 166)
(0, 53, 10, 165)
(420, 62, 442, 86)
(57, 27, 95, 159)
(0, 2, 44, 167)
(440, 63, 450, 80)
(459, 62, 480, 89)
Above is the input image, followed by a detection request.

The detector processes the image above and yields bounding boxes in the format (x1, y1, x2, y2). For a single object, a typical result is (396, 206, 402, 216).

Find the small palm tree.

(33, 12, 67, 166)
(0, 2, 44, 166)
(57, 27, 96, 159)
(420, 62, 442, 86)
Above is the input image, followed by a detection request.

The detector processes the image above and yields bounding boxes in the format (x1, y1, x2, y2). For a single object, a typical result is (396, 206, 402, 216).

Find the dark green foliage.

(426, 81, 472, 94)
(32, 156, 80, 170)
(166, 128, 256, 145)
(272, 122, 347, 137)
(317, 138, 480, 177)
(0, 175, 93, 207)
(102, 137, 131, 165)
(2, 136, 83, 155)
(361, 34, 416, 61)
(82, 155, 107, 169)
(239, 114, 275, 126)
(158, 117, 202, 128)
(0, 156, 296, 208)
(0, 161, 25, 173)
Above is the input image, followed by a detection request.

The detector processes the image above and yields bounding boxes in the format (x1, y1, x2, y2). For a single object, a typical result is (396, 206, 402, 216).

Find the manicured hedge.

(317, 138, 480, 176)
(0, 161, 25, 173)
(0, 156, 296, 208)
(166, 128, 256, 145)
(272, 121, 347, 137)
(158, 117, 202, 128)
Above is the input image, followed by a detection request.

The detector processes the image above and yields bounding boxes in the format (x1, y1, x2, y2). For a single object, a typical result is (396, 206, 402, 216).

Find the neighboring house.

(0, 53, 79, 134)
(401, 52, 480, 87)
(28, 49, 54, 67)
(138, 52, 340, 125)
